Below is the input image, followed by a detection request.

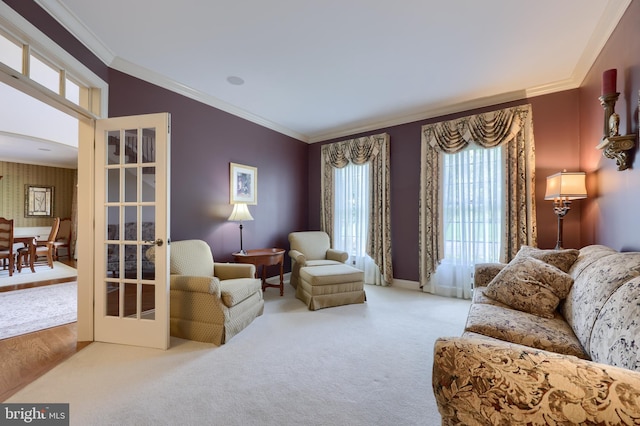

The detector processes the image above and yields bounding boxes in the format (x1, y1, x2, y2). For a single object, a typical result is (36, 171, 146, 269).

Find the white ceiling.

(2, 1, 632, 168)
(0, 80, 78, 169)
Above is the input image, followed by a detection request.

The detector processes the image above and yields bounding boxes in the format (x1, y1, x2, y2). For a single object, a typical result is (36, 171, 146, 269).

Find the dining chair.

(0, 217, 15, 276)
(17, 217, 60, 269)
(53, 217, 72, 260)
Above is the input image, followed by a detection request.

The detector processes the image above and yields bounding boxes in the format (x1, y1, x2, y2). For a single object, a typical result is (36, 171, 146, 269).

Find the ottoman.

(297, 264, 366, 310)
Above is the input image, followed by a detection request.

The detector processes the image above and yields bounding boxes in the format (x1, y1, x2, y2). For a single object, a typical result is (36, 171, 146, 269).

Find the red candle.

(602, 68, 617, 95)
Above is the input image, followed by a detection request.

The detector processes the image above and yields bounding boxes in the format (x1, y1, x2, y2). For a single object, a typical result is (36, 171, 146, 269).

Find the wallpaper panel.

(0, 161, 76, 227)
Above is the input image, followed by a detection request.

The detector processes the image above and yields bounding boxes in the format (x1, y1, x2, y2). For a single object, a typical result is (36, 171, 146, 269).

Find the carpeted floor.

(8, 284, 470, 426)
(0, 282, 77, 340)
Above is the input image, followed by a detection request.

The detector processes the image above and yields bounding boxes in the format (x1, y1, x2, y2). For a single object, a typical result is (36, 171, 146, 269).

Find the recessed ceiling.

(25, 1, 634, 145)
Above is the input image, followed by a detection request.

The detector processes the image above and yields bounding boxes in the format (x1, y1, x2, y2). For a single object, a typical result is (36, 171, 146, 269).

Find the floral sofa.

(432, 245, 640, 425)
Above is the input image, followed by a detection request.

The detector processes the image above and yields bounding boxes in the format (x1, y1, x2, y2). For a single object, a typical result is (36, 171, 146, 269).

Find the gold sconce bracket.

(596, 134, 636, 171)
(597, 92, 636, 171)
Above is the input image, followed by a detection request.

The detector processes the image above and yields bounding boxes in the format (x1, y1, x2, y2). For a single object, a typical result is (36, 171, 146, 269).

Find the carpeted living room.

(7, 279, 472, 425)
(2, 1, 640, 425)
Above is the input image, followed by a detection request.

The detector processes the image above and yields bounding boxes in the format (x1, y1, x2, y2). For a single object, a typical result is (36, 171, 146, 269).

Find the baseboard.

(265, 272, 291, 285)
(390, 278, 421, 291)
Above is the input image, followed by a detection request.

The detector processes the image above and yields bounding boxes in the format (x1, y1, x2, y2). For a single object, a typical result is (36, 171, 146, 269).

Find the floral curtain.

(321, 133, 393, 284)
(419, 104, 536, 288)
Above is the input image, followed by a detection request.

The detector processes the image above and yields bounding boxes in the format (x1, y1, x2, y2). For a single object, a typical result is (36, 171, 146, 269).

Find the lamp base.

(553, 199, 571, 250)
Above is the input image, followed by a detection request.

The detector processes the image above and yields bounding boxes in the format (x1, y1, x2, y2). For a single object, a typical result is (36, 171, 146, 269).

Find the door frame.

(0, 3, 109, 341)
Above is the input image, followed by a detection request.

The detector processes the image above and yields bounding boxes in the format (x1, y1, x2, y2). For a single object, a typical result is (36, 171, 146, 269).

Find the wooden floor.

(0, 259, 90, 402)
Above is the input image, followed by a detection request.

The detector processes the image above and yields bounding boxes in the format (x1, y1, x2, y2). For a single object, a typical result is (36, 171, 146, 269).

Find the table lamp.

(228, 203, 253, 254)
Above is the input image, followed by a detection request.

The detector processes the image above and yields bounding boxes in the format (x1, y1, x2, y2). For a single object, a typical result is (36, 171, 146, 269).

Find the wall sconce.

(227, 203, 253, 255)
(596, 69, 636, 171)
(544, 171, 587, 250)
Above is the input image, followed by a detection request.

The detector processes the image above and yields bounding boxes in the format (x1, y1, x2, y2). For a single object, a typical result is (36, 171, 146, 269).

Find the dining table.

(13, 234, 39, 273)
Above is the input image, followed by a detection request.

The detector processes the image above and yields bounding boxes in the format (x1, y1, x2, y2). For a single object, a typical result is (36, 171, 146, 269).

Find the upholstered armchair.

(169, 239, 264, 345)
(288, 231, 349, 288)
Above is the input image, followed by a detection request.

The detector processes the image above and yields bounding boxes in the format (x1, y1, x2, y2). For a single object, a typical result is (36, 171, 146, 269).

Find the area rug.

(0, 282, 77, 340)
(0, 262, 77, 288)
(7, 284, 470, 425)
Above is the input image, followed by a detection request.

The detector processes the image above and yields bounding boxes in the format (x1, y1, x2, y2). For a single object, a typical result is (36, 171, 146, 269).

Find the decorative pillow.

(485, 256, 574, 319)
(515, 246, 579, 273)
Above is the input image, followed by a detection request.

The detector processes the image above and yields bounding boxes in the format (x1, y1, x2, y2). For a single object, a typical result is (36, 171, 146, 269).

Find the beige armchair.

(169, 239, 264, 345)
(288, 231, 349, 288)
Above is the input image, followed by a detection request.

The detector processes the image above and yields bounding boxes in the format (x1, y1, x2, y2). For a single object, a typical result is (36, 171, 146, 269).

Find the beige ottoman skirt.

(297, 264, 366, 310)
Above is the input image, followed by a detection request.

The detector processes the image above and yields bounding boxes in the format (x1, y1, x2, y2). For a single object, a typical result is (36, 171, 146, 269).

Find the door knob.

(144, 238, 163, 247)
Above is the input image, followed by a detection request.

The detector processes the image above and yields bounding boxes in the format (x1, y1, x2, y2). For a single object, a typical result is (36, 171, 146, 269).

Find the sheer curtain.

(430, 143, 503, 298)
(333, 162, 383, 285)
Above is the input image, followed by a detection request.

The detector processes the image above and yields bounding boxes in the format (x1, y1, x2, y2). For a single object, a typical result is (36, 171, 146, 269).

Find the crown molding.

(569, 0, 633, 87)
(109, 57, 309, 142)
(308, 90, 535, 143)
(34, 0, 116, 65)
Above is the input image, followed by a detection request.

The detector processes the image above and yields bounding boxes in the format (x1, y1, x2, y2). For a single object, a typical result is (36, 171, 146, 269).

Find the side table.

(232, 248, 285, 296)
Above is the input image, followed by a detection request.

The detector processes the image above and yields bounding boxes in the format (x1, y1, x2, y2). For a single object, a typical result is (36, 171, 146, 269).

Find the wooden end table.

(232, 248, 285, 296)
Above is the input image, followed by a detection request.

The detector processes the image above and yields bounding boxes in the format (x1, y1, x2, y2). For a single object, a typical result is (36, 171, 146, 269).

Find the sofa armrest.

(432, 336, 640, 425)
(288, 249, 307, 266)
(214, 262, 255, 280)
(170, 275, 221, 298)
(473, 262, 505, 287)
(326, 249, 348, 263)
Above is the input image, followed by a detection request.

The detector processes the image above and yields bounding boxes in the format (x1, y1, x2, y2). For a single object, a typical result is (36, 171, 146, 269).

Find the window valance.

(422, 105, 528, 153)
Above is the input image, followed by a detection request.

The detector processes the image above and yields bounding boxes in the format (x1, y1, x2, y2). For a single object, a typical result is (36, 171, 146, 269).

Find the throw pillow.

(485, 256, 574, 319)
(515, 245, 580, 273)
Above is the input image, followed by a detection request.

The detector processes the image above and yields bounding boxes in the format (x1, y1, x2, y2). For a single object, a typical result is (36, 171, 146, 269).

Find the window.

(334, 162, 370, 262)
(442, 143, 502, 263)
(333, 162, 383, 285)
(433, 143, 503, 298)
(0, 30, 22, 72)
(30, 53, 60, 93)
(0, 30, 91, 110)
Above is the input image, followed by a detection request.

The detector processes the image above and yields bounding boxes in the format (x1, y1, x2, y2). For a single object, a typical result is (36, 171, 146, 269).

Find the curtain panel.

(321, 133, 393, 284)
(419, 104, 536, 288)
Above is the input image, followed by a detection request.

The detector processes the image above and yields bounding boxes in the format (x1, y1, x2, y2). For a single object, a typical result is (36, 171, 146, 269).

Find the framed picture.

(25, 185, 55, 217)
(230, 163, 257, 204)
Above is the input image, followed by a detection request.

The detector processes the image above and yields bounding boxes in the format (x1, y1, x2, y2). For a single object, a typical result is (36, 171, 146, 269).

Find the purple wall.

(578, 0, 640, 251)
(108, 70, 309, 264)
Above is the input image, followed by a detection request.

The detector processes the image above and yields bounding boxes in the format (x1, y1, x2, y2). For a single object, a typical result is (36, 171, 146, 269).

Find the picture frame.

(25, 185, 55, 218)
(230, 163, 257, 204)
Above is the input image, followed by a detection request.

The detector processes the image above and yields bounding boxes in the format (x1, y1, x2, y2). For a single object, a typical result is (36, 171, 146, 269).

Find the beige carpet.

(8, 284, 470, 426)
(0, 262, 77, 288)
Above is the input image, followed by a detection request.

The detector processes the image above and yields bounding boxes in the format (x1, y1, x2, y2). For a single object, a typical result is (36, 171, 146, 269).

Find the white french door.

(94, 113, 171, 349)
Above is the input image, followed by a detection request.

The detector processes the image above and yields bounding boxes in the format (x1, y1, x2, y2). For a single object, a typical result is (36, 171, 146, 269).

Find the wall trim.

(390, 278, 421, 291)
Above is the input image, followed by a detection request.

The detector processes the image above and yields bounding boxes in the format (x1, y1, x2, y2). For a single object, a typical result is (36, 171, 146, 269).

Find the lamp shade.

(228, 203, 254, 221)
(544, 171, 587, 200)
